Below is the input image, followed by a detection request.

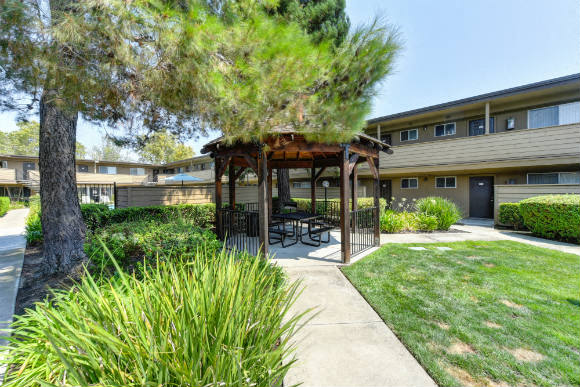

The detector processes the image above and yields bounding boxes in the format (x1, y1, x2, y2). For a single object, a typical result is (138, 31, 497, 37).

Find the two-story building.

(353, 73, 580, 218)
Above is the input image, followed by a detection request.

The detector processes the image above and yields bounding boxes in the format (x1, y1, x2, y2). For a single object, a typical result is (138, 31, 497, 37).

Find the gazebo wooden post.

(257, 147, 269, 257)
(373, 157, 380, 246)
(215, 157, 223, 239)
(351, 163, 358, 211)
(267, 165, 273, 223)
(228, 163, 236, 209)
(310, 165, 316, 214)
(340, 145, 351, 264)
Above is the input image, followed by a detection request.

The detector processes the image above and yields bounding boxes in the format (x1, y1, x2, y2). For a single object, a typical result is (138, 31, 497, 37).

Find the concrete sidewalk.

(275, 246, 436, 387)
(381, 223, 580, 256)
(0, 209, 29, 350)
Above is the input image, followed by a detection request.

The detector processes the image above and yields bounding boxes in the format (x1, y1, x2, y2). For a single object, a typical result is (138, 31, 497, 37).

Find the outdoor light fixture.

(506, 117, 515, 130)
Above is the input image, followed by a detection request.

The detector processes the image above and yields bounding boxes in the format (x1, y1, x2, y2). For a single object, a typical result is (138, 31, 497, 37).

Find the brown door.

(380, 179, 392, 209)
(469, 176, 494, 218)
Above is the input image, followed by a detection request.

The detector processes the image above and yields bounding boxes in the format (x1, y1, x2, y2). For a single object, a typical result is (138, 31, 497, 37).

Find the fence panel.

(350, 207, 376, 257)
(218, 207, 260, 256)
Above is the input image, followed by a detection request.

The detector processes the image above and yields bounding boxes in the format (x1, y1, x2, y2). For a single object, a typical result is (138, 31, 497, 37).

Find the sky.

(1, 0, 579, 160)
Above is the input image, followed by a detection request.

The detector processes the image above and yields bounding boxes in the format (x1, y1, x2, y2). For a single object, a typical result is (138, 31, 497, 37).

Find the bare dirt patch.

(484, 263, 496, 268)
(470, 295, 479, 303)
(485, 321, 502, 329)
(501, 299, 523, 309)
(436, 321, 450, 330)
(448, 341, 476, 355)
(445, 365, 478, 386)
(506, 347, 545, 362)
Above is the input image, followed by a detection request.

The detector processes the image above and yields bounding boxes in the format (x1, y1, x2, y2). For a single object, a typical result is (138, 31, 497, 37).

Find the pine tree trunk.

(277, 168, 291, 210)
(39, 89, 86, 275)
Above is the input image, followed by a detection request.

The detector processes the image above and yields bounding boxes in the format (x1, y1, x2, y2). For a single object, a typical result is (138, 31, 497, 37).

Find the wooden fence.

(494, 184, 580, 223)
(116, 184, 366, 208)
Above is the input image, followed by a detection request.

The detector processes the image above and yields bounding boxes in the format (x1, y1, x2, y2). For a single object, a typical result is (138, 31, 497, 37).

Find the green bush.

(380, 210, 418, 233)
(85, 219, 222, 270)
(414, 213, 438, 231)
(498, 202, 525, 230)
(1, 249, 303, 386)
(0, 197, 9, 217)
(293, 197, 387, 215)
(519, 195, 580, 243)
(415, 196, 462, 230)
(24, 198, 42, 245)
(80, 203, 111, 230)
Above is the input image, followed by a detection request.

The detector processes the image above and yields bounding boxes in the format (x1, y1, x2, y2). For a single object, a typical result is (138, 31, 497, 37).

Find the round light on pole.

(322, 180, 330, 188)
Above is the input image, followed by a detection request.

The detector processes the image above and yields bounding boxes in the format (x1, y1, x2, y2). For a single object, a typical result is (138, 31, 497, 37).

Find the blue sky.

(1, 0, 579, 159)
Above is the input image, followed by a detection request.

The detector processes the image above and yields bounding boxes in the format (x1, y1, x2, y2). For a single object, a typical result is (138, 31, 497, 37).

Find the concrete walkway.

(381, 223, 580, 256)
(272, 233, 437, 387)
(0, 209, 29, 350)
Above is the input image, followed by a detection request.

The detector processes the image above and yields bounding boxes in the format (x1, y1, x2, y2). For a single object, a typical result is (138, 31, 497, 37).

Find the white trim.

(435, 176, 457, 188)
(434, 122, 456, 137)
(401, 177, 419, 189)
(400, 128, 418, 142)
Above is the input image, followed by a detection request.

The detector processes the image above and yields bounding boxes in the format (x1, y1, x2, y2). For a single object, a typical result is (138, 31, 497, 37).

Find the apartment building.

(352, 73, 580, 218)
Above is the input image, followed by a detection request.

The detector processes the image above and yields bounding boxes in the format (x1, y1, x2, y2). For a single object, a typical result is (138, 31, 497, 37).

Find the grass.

(342, 241, 580, 387)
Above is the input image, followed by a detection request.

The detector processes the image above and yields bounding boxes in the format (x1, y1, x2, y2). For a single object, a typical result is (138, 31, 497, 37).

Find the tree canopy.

(0, 121, 86, 158)
(138, 131, 195, 164)
(89, 138, 126, 162)
(1, 0, 400, 145)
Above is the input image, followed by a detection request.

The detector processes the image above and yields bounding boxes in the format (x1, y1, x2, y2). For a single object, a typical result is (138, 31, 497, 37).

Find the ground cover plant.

(498, 202, 525, 230)
(519, 194, 580, 243)
(342, 241, 580, 386)
(2, 247, 304, 386)
(24, 196, 42, 244)
(380, 196, 461, 232)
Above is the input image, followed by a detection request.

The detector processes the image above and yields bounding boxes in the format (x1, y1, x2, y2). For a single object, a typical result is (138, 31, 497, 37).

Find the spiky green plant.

(1, 247, 308, 386)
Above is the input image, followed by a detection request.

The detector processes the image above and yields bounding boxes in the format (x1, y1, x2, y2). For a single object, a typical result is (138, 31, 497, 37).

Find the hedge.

(519, 195, 580, 243)
(498, 202, 525, 230)
(0, 197, 9, 217)
(81, 203, 216, 230)
(292, 197, 387, 215)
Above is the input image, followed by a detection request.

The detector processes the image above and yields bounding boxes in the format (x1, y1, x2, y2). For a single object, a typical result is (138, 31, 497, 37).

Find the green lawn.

(342, 241, 580, 387)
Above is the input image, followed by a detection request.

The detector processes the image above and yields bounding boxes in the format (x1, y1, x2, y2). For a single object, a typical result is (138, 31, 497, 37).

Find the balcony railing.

(362, 123, 580, 174)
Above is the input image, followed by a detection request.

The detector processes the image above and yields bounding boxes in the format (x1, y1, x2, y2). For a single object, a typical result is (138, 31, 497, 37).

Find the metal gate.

(217, 206, 260, 256)
(350, 207, 376, 256)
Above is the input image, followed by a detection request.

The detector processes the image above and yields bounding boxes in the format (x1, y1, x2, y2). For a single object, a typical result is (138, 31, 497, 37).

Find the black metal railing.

(222, 202, 259, 213)
(218, 208, 260, 256)
(78, 184, 115, 207)
(350, 207, 376, 256)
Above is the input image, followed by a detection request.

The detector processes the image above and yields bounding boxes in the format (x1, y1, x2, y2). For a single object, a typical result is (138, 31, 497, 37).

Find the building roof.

(0, 154, 155, 167)
(367, 73, 580, 125)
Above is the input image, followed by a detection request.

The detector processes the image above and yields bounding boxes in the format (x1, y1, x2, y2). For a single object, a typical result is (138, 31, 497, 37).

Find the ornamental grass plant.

(1, 246, 306, 387)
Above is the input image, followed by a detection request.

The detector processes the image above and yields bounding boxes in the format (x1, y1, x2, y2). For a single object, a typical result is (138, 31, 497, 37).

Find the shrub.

(0, 196, 9, 217)
(415, 196, 462, 230)
(85, 219, 222, 271)
(24, 198, 42, 245)
(102, 204, 215, 229)
(293, 197, 387, 215)
(414, 213, 438, 231)
(498, 202, 525, 230)
(1, 249, 303, 386)
(519, 195, 580, 243)
(80, 203, 111, 230)
(380, 210, 405, 233)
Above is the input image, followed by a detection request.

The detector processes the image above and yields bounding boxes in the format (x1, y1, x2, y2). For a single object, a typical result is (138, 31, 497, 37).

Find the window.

(130, 167, 145, 175)
(292, 181, 311, 189)
(468, 118, 495, 136)
(1, 160, 8, 168)
(380, 133, 392, 145)
(528, 101, 580, 129)
(435, 176, 456, 188)
(98, 166, 117, 174)
(435, 123, 456, 137)
(176, 167, 185, 173)
(401, 177, 418, 189)
(400, 129, 418, 142)
(527, 172, 580, 185)
(78, 165, 89, 173)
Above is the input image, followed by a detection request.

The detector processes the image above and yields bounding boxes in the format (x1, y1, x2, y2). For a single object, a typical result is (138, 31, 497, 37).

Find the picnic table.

(271, 212, 332, 247)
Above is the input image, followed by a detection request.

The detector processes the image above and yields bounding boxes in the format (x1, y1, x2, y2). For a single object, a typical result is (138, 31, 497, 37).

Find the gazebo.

(201, 132, 392, 263)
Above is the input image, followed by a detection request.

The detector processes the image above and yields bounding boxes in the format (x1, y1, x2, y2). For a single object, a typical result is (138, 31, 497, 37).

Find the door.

(22, 162, 35, 180)
(469, 118, 495, 136)
(380, 179, 392, 209)
(469, 176, 493, 218)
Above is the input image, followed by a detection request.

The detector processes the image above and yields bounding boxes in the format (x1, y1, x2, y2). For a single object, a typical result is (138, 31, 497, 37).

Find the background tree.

(89, 138, 126, 162)
(137, 131, 195, 164)
(0, 121, 87, 158)
(1, 0, 399, 274)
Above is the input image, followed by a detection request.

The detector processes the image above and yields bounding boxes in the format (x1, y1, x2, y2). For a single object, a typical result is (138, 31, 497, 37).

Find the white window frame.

(526, 172, 580, 185)
(435, 176, 457, 189)
(130, 167, 145, 176)
(400, 177, 419, 189)
(527, 101, 580, 129)
(98, 166, 117, 174)
(434, 122, 456, 137)
(400, 128, 418, 142)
